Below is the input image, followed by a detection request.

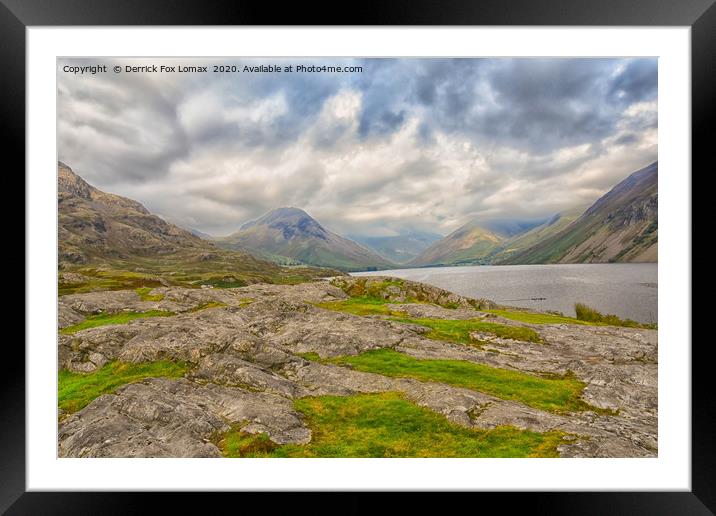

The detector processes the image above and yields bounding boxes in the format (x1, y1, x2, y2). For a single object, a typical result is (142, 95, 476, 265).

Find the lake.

(352, 263, 658, 324)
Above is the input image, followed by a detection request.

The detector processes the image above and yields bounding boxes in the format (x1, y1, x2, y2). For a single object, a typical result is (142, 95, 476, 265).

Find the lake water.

(352, 263, 658, 324)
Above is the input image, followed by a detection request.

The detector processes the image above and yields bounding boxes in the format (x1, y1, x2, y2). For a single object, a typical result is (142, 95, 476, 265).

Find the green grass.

(60, 300, 229, 335)
(317, 298, 542, 346)
(338, 278, 406, 298)
(195, 277, 248, 289)
(485, 309, 598, 326)
(60, 310, 175, 334)
(315, 349, 612, 415)
(575, 303, 656, 329)
(135, 287, 165, 302)
(321, 296, 655, 333)
(393, 317, 543, 345)
(188, 300, 227, 312)
(296, 352, 323, 362)
(58, 360, 189, 414)
(58, 254, 340, 296)
(219, 392, 569, 457)
(59, 269, 166, 295)
(315, 297, 408, 317)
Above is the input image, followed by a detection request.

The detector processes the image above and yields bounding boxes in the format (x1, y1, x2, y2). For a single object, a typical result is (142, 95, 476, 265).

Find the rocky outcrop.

(58, 378, 310, 457)
(58, 277, 657, 458)
(330, 276, 496, 310)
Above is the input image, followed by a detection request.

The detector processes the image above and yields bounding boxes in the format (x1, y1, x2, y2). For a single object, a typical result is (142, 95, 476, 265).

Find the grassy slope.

(574, 303, 656, 329)
(60, 310, 176, 334)
(410, 224, 504, 267)
(500, 221, 595, 264)
(486, 309, 598, 326)
(316, 297, 542, 345)
(499, 163, 657, 265)
(219, 392, 567, 457)
(315, 349, 609, 414)
(490, 206, 586, 263)
(487, 307, 656, 329)
(135, 287, 165, 302)
(58, 361, 188, 414)
(59, 254, 338, 296)
(392, 316, 543, 345)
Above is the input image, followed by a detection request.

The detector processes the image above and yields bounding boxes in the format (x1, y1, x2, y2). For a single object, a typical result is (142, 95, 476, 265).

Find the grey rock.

(57, 279, 657, 458)
(331, 276, 496, 309)
(387, 303, 491, 320)
(192, 353, 309, 398)
(58, 300, 86, 329)
(58, 378, 310, 457)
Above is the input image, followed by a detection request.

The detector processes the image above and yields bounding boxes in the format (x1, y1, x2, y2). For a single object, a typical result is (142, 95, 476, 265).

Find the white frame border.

(27, 26, 691, 491)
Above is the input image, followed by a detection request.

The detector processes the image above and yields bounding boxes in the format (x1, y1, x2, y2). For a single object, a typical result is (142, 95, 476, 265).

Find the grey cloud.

(608, 58, 658, 105)
(187, 163, 326, 222)
(334, 156, 442, 205)
(411, 58, 656, 155)
(57, 57, 657, 236)
(614, 133, 640, 146)
(58, 58, 191, 185)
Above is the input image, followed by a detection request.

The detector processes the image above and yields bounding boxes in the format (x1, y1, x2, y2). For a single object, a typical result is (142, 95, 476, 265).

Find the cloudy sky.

(58, 57, 657, 237)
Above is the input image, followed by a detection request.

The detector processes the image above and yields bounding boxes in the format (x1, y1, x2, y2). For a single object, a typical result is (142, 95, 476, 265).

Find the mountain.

(411, 162, 657, 267)
(189, 228, 216, 241)
(408, 222, 507, 267)
(498, 162, 657, 264)
(57, 162, 339, 291)
(350, 231, 443, 264)
(489, 205, 588, 263)
(216, 207, 395, 272)
(58, 161, 209, 265)
(480, 218, 548, 238)
(408, 215, 551, 267)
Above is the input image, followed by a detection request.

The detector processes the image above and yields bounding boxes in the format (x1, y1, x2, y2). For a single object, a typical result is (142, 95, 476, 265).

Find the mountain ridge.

(408, 222, 506, 267)
(57, 162, 340, 292)
(61, 159, 657, 274)
(58, 162, 209, 265)
(409, 162, 657, 267)
(216, 207, 395, 272)
(350, 231, 443, 264)
(497, 161, 657, 264)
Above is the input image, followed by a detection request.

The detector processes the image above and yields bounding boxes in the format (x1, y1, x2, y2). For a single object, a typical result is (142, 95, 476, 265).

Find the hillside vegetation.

(58, 163, 341, 295)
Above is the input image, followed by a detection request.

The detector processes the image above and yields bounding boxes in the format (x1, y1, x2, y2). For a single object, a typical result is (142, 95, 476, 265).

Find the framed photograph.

(7, 0, 712, 512)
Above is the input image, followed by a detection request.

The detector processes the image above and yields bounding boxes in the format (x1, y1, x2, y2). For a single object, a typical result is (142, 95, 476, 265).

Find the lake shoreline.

(352, 263, 658, 324)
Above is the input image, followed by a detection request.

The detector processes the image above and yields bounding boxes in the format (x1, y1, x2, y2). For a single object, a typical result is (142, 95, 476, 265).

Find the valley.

(195, 162, 658, 272)
(56, 161, 659, 458)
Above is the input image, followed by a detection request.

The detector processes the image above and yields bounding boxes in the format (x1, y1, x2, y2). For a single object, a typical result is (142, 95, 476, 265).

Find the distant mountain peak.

(239, 206, 328, 241)
(242, 207, 311, 226)
(270, 206, 309, 217)
(58, 161, 93, 199)
(219, 207, 394, 272)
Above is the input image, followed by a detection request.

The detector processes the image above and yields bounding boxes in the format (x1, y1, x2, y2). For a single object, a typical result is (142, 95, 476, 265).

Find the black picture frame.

(5, 0, 711, 513)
